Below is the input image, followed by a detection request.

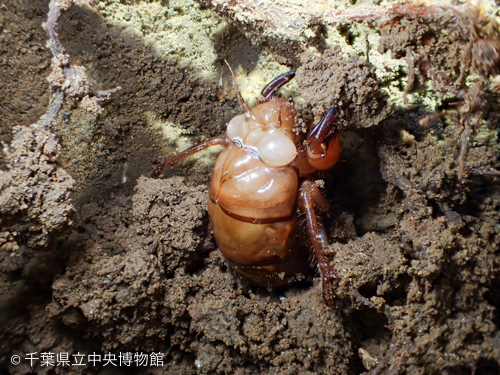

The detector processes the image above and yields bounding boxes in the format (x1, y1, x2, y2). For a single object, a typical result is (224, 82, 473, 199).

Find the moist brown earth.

(1, 1, 499, 375)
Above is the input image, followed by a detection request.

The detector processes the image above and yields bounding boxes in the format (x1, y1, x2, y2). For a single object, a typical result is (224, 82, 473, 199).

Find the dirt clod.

(296, 47, 390, 129)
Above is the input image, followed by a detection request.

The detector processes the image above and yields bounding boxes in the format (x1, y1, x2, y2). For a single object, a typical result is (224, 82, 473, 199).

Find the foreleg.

(306, 105, 342, 171)
(260, 71, 296, 101)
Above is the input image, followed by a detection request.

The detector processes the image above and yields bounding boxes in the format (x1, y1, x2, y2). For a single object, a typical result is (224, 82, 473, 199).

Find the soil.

(1, 1, 500, 375)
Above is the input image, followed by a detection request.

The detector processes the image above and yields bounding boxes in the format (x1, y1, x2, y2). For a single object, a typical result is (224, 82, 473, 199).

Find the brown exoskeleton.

(153, 65, 342, 307)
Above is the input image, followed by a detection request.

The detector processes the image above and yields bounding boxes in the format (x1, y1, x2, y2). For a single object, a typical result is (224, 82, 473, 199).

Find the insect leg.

(152, 136, 229, 178)
(299, 179, 335, 308)
(307, 105, 340, 151)
(260, 71, 296, 101)
(307, 105, 342, 170)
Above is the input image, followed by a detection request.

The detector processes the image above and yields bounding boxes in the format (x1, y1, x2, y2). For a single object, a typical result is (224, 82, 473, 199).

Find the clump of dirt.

(132, 177, 209, 274)
(296, 46, 390, 129)
(329, 232, 408, 305)
(0, 124, 75, 269)
(377, 10, 466, 72)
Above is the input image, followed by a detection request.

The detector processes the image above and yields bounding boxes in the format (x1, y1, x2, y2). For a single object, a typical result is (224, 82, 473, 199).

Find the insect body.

(153, 67, 342, 307)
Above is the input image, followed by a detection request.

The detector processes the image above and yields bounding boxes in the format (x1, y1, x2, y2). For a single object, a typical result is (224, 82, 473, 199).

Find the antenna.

(224, 60, 251, 113)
